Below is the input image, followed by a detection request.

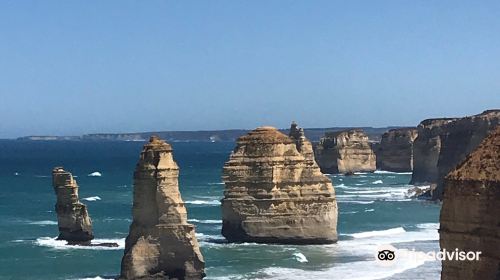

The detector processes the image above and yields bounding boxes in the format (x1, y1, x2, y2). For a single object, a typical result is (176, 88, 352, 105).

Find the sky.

(0, 1, 499, 138)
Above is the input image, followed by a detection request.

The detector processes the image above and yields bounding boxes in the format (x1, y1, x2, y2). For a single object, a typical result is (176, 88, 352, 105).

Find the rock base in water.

(222, 125, 338, 244)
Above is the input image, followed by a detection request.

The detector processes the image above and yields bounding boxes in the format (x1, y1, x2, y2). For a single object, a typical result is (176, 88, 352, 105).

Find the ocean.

(0, 140, 441, 280)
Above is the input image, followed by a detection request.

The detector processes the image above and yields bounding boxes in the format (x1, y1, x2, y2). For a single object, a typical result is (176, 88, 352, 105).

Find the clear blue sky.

(1, 1, 499, 138)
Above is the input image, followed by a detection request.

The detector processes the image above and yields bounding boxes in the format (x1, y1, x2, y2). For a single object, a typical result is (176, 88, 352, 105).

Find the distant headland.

(15, 126, 402, 142)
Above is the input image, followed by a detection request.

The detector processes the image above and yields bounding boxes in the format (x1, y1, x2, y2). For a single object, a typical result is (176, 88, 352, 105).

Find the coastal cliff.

(221, 124, 338, 244)
(411, 110, 500, 200)
(411, 118, 456, 184)
(439, 126, 500, 280)
(314, 129, 376, 174)
(376, 128, 418, 172)
(52, 167, 94, 244)
(120, 136, 205, 280)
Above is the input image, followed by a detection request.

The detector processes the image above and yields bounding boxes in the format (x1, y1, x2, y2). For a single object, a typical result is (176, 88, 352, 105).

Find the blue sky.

(0, 1, 499, 138)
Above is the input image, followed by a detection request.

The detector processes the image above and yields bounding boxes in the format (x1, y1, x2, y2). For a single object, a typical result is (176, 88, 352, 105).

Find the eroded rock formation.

(221, 125, 338, 244)
(411, 110, 500, 199)
(314, 129, 376, 174)
(376, 128, 418, 172)
(52, 167, 94, 244)
(120, 136, 205, 280)
(440, 126, 500, 280)
(411, 118, 456, 185)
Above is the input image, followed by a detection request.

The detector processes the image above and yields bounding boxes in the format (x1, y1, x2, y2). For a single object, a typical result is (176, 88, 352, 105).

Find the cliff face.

(411, 118, 456, 184)
(221, 125, 338, 244)
(376, 128, 418, 172)
(439, 126, 500, 280)
(120, 136, 205, 280)
(314, 129, 376, 174)
(411, 110, 500, 199)
(52, 167, 94, 243)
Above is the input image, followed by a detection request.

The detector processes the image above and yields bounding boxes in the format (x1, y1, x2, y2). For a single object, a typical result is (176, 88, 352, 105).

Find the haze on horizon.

(0, 1, 499, 138)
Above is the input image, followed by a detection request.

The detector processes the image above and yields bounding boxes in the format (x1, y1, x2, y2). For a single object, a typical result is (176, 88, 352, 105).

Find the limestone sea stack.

(52, 167, 94, 244)
(439, 126, 500, 280)
(120, 136, 205, 280)
(221, 125, 338, 244)
(314, 129, 376, 174)
(411, 110, 500, 200)
(375, 128, 418, 172)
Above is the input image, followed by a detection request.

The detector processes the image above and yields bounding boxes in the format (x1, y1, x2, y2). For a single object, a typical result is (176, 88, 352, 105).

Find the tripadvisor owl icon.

(375, 245, 397, 266)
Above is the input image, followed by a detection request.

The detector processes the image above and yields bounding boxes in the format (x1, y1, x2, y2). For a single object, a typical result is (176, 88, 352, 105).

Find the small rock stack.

(314, 129, 376, 174)
(52, 167, 94, 244)
(221, 124, 338, 244)
(120, 136, 205, 280)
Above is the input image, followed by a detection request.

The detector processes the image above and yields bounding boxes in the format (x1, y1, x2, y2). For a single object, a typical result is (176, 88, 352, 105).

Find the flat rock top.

(238, 126, 293, 144)
(447, 126, 500, 182)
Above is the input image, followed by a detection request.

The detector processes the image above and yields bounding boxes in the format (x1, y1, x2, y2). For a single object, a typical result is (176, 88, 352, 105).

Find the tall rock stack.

(221, 125, 338, 244)
(314, 129, 376, 174)
(120, 136, 205, 280)
(376, 128, 418, 172)
(52, 167, 94, 244)
(440, 126, 500, 280)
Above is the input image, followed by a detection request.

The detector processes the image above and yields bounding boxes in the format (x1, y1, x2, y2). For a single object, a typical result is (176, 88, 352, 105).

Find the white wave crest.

(364, 209, 375, 212)
(340, 200, 375, 204)
(372, 180, 383, 184)
(349, 227, 406, 239)
(29, 220, 58, 225)
(374, 170, 412, 175)
(292, 252, 308, 263)
(185, 200, 221, 205)
(188, 219, 221, 224)
(83, 196, 101, 201)
(35, 237, 124, 250)
(88, 172, 102, 177)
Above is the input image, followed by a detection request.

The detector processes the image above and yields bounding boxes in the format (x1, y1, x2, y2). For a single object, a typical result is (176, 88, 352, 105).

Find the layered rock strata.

(120, 136, 205, 280)
(221, 125, 338, 244)
(376, 128, 418, 172)
(411, 110, 500, 200)
(439, 126, 500, 280)
(52, 167, 94, 244)
(314, 129, 376, 174)
(411, 118, 456, 184)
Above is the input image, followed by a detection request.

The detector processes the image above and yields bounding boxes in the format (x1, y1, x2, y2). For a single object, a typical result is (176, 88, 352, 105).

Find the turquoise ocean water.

(0, 140, 441, 279)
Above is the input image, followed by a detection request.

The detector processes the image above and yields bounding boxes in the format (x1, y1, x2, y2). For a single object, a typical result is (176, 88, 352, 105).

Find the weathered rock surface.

(52, 167, 94, 244)
(221, 124, 338, 244)
(439, 126, 500, 280)
(411, 110, 500, 200)
(120, 136, 205, 280)
(314, 129, 376, 174)
(411, 118, 456, 185)
(376, 128, 418, 172)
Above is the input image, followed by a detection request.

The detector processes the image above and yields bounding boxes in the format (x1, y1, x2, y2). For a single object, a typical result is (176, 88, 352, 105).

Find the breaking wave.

(83, 196, 101, 201)
(35, 237, 124, 250)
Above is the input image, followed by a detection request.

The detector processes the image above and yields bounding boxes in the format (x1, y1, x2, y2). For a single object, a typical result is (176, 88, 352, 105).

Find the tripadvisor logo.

(375, 245, 482, 266)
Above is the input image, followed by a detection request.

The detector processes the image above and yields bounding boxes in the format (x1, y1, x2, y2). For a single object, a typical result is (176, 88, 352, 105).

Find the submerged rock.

(221, 124, 338, 244)
(52, 167, 94, 244)
(411, 110, 500, 200)
(440, 126, 500, 280)
(376, 128, 418, 172)
(314, 129, 376, 174)
(120, 136, 205, 280)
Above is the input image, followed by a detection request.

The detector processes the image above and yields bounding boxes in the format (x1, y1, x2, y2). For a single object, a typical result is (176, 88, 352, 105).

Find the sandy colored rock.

(120, 136, 205, 280)
(376, 128, 418, 172)
(314, 129, 376, 174)
(439, 126, 500, 280)
(221, 124, 338, 244)
(52, 167, 94, 244)
(411, 110, 500, 199)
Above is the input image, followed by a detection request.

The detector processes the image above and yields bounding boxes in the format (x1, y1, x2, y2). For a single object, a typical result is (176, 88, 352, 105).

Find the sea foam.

(88, 172, 102, 177)
(83, 196, 101, 201)
(35, 237, 125, 250)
